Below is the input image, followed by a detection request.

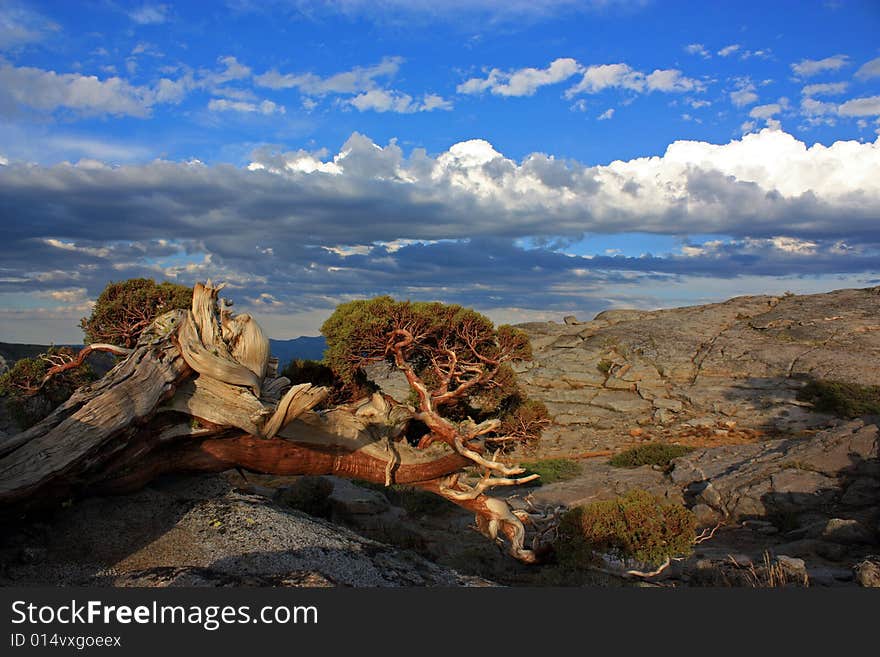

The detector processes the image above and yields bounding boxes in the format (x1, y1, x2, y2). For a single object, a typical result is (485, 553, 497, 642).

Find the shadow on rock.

(0, 473, 229, 586)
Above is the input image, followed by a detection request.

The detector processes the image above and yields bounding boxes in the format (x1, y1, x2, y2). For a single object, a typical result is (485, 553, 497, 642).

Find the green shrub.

(797, 380, 880, 418)
(0, 347, 95, 429)
(597, 359, 613, 375)
(555, 489, 696, 568)
(520, 458, 582, 485)
(319, 296, 547, 446)
(80, 278, 191, 348)
(322, 296, 528, 385)
(609, 443, 693, 468)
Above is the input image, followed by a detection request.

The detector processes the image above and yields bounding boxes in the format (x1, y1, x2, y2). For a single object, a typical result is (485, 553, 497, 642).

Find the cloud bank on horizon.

(0, 0, 879, 342)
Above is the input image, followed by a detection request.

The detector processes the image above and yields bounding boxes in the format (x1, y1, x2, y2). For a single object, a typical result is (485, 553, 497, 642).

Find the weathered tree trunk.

(0, 282, 546, 562)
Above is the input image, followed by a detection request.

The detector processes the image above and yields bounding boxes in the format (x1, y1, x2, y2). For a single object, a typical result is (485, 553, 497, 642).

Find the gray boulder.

(0, 474, 485, 587)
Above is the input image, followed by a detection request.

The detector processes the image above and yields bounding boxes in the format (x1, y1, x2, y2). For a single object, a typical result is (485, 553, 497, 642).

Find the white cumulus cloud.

(205, 55, 252, 86)
(254, 57, 403, 95)
(685, 43, 710, 58)
(347, 89, 451, 113)
(802, 82, 848, 97)
(0, 62, 156, 117)
(253, 56, 438, 113)
(128, 3, 169, 25)
(457, 58, 581, 97)
(420, 93, 454, 111)
(729, 80, 758, 107)
(749, 103, 783, 119)
(856, 56, 880, 81)
(565, 63, 703, 96)
(838, 96, 880, 117)
(458, 58, 704, 99)
(791, 54, 850, 77)
(0, 59, 199, 118)
(2, 129, 878, 252)
(208, 98, 285, 115)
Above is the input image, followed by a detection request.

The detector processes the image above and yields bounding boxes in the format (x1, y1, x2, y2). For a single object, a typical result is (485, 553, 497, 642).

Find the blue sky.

(1, 0, 879, 342)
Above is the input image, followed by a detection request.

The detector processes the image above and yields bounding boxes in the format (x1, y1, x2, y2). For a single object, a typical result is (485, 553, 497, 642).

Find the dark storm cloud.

(1, 129, 878, 322)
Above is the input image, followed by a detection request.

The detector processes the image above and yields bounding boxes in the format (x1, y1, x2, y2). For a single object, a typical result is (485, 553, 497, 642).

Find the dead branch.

(694, 521, 723, 544)
(30, 343, 133, 394)
(625, 557, 673, 579)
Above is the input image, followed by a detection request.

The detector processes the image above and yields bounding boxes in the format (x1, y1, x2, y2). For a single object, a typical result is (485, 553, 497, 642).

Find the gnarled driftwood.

(0, 281, 547, 562)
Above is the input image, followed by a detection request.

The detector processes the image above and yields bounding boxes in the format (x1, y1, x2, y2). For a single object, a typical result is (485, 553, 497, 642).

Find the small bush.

(555, 489, 696, 568)
(520, 458, 582, 485)
(597, 359, 613, 375)
(80, 278, 191, 348)
(797, 380, 880, 418)
(0, 347, 95, 429)
(319, 296, 548, 449)
(609, 443, 693, 468)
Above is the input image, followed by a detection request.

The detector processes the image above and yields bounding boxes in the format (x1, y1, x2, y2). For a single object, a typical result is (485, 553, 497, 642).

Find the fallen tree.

(0, 281, 552, 562)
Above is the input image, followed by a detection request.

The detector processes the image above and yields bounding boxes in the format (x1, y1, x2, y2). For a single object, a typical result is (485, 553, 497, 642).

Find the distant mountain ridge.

(269, 336, 328, 367)
(0, 336, 329, 375)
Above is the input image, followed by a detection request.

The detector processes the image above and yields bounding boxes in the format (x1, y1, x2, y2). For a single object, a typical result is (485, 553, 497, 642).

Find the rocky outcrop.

(512, 287, 878, 584)
(515, 286, 880, 455)
(670, 419, 878, 534)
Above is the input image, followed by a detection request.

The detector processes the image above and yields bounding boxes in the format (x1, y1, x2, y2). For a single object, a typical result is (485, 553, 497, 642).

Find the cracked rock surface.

(514, 286, 880, 455)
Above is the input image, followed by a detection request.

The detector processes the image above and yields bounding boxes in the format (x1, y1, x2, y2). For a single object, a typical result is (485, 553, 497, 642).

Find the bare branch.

(625, 557, 673, 579)
(32, 343, 133, 394)
(438, 471, 540, 501)
(451, 434, 526, 476)
(694, 521, 723, 544)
